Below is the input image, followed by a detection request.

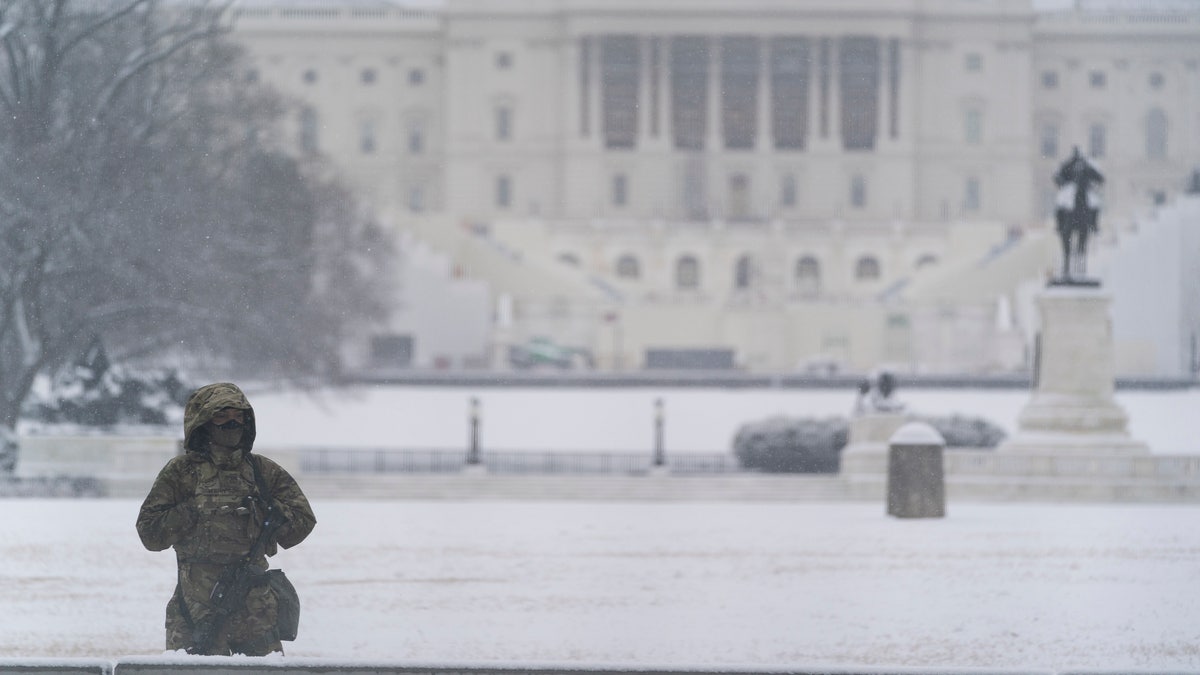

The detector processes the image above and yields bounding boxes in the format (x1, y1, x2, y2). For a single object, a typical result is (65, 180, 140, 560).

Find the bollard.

(467, 397, 481, 467)
(886, 422, 946, 518)
(653, 397, 665, 468)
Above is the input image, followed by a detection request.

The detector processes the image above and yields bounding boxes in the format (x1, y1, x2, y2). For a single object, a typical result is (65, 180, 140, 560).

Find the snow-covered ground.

(245, 385, 1200, 455)
(1, 499, 1198, 670)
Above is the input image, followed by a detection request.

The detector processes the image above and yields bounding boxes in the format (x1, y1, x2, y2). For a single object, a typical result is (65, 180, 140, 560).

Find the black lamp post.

(653, 397, 665, 468)
(467, 397, 481, 467)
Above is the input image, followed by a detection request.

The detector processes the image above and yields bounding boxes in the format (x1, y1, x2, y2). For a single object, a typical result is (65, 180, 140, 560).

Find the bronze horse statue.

(1053, 147, 1104, 281)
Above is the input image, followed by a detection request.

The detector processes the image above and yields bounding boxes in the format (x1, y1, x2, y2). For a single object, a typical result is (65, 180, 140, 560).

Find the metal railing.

(298, 448, 739, 476)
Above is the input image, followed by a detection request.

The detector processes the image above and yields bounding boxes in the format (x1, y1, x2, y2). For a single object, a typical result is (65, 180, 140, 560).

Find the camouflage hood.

(183, 382, 257, 454)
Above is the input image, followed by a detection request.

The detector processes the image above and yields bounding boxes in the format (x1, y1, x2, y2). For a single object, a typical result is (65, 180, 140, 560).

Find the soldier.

(137, 382, 316, 656)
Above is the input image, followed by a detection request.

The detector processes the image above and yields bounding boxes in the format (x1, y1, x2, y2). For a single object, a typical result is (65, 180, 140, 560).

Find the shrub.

(914, 414, 1006, 449)
(732, 416, 848, 473)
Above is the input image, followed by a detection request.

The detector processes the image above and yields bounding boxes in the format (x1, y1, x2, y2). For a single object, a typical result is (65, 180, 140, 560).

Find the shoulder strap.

(249, 454, 272, 504)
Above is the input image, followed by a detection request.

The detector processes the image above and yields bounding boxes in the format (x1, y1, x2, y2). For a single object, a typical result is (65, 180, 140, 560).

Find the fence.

(298, 448, 740, 476)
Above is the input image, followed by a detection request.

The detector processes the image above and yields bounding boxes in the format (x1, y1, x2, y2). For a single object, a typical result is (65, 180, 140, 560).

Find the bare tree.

(0, 0, 393, 463)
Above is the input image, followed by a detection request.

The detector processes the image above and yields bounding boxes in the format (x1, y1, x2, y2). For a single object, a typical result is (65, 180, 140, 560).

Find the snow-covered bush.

(913, 414, 1006, 449)
(732, 416, 848, 473)
(732, 411, 1005, 473)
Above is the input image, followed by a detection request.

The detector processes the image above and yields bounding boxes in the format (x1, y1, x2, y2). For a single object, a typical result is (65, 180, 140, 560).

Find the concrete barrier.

(0, 659, 111, 675)
(111, 660, 1055, 675)
(4, 657, 1197, 675)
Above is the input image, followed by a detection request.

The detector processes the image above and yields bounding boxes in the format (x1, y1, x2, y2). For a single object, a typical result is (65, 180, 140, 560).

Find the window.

(964, 177, 981, 212)
(298, 107, 319, 153)
(1089, 71, 1106, 89)
(359, 119, 376, 154)
(676, 255, 700, 290)
(780, 173, 797, 208)
(794, 256, 820, 297)
(408, 126, 424, 154)
(728, 173, 751, 221)
(557, 252, 580, 267)
(612, 173, 628, 207)
(496, 175, 512, 208)
(965, 109, 982, 145)
(850, 174, 867, 208)
(965, 53, 982, 72)
(1041, 71, 1058, 89)
(495, 105, 512, 141)
(496, 52, 513, 69)
(722, 36, 760, 150)
(734, 255, 757, 290)
(1149, 72, 1165, 90)
(839, 36, 880, 151)
(245, 69, 259, 84)
(915, 254, 938, 269)
(615, 255, 640, 279)
(361, 68, 377, 85)
(408, 68, 425, 86)
(671, 36, 709, 151)
(302, 69, 318, 84)
(601, 35, 640, 149)
(855, 256, 881, 281)
(408, 185, 425, 213)
(1088, 123, 1106, 159)
(771, 37, 810, 150)
(1040, 123, 1058, 159)
(1146, 108, 1167, 160)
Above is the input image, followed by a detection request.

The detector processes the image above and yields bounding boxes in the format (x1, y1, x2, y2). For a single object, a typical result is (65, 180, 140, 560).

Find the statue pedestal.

(840, 413, 909, 475)
(998, 285, 1148, 455)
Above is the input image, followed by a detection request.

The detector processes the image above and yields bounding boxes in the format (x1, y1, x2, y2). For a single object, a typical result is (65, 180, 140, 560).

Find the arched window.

(855, 255, 881, 281)
(615, 254, 640, 279)
(734, 254, 757, 290)
(1146, 108, 1167, 160)
(794, 256, 820, 297)
(850, 174, 867, 208)
(495, 104, 513, 142)
(780, 173, 797, 208)
(676, 255, 701, 290)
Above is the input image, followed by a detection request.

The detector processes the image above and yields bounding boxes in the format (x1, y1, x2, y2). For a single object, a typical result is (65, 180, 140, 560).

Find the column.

(660, 35, 673, 149)
(706, 35, 722, 152)
(877, 36, 891, 148)
(828, 36, 841, 149)
(589, 34, 603, 150)
(638, 34, 654, 149)
(756, 37, 772, 153)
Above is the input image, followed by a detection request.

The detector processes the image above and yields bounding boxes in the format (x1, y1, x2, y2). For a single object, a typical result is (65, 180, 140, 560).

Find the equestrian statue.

(1052, 146, 1104, 282)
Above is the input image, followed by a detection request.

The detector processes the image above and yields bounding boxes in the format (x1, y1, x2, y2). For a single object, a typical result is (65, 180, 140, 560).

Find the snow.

(244, 385, 1200, 455)
(0, 499, 1198, 669)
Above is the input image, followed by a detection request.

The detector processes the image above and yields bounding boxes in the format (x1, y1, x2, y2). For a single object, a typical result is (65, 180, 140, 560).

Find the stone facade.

(229, 0, 1200, 373)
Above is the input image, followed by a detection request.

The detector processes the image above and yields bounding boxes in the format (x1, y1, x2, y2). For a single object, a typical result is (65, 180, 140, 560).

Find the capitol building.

(231, 0, 1200, 376)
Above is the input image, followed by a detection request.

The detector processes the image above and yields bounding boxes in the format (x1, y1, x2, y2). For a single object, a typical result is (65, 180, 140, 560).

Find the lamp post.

(467, 397, 481, 467)
(653, 397, 665, 469)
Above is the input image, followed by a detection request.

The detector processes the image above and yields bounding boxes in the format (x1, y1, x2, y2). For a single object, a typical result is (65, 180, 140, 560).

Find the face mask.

(209, 419, 244, 449)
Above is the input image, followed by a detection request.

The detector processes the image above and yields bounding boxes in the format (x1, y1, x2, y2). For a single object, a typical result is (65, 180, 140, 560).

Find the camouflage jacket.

(136, 383, 315, 565)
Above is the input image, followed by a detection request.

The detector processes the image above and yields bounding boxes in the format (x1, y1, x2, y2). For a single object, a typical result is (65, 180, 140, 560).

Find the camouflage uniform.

(137, 383, 316, 656)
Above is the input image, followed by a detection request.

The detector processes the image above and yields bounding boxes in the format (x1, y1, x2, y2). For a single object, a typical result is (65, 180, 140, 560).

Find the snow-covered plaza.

(1, 498, 1198, 670)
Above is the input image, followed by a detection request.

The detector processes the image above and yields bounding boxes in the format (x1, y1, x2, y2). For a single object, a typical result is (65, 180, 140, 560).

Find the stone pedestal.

(839, 413, 909, 476)
(887, 423, 946, 519)
(998, 285, 1148, 455)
